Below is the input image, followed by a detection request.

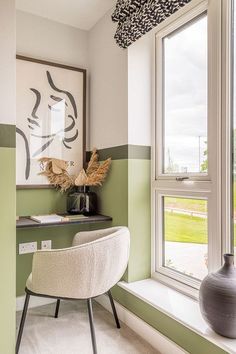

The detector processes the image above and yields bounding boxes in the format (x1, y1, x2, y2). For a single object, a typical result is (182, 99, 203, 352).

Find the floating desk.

(16, 214, 112, 229)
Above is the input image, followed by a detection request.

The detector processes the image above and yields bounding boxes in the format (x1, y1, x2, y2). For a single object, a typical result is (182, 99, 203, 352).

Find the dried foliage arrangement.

(39, 148, 111, 192)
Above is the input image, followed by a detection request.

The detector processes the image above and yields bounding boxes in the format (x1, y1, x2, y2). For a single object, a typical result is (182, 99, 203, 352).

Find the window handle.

(176, 177, 189, 181)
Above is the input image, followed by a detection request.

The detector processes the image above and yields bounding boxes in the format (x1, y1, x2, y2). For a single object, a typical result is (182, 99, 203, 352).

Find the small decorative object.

(39, 149, 111, 215)
(199, 253, 236, 338)
(16, 55, 86, 188)
(67, 186, 97, 215)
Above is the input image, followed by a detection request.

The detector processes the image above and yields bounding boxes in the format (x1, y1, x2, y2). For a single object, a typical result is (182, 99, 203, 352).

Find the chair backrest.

(30, 226, 130, 299)
(73, 226, 130, 298)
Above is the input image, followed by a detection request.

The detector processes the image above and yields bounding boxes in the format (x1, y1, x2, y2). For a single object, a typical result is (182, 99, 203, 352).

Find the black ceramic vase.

(199, 253, 236, 338)
(67, 186, 97, 215)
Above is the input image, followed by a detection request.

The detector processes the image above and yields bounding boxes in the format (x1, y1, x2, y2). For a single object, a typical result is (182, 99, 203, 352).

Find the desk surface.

(16, 214, 112, 229)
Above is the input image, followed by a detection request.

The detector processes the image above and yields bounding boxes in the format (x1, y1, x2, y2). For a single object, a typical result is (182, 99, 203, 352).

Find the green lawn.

(164, 184, 236, 245)
(165, 197, 207, 212)
(165, 211, 236, 245)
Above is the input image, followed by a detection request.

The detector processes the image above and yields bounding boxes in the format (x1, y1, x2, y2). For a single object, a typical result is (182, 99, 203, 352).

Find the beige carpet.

(16, 300, 160, 354)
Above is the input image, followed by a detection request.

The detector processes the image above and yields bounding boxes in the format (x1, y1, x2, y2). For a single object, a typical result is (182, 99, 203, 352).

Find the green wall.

(0, 126, 16, 354)
(127, 159, 151, 281)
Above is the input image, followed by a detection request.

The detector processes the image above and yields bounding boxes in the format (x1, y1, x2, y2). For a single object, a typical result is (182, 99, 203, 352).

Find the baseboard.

(95, 294, 188, 354)
(16, 295, 56, 312)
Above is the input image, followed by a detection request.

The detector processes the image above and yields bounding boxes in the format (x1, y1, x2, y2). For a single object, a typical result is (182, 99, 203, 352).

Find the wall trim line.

(86, 144, 151, 161)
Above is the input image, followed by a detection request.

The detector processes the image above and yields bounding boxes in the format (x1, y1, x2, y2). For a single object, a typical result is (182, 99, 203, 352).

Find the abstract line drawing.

(16, 57, 85, 187)
(46, 71, 78, 119)
(16, 127, 30, 180)
(17, 70, 79, 179)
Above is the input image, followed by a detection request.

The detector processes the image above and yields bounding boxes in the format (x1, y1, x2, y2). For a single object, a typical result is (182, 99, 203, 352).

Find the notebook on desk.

(30, 214, 65, 223)
(63, 214, 89, 221)
(30, 214, 88, 223)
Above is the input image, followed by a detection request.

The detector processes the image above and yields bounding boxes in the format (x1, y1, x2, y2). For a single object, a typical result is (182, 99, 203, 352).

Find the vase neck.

(78, 185, 89, 193)
(224, 253, 234, 267)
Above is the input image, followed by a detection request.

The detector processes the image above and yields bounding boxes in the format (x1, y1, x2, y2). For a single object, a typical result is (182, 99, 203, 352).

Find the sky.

(164, 15, 207, 173)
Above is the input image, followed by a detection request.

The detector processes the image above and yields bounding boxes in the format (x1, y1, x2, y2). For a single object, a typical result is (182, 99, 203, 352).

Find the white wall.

(0, 0, 16, 125)
(88, 8, 152, 150)
(128, 33, 153, 146)
(88, 9, 128, 150)
(16, 10, 88, 69)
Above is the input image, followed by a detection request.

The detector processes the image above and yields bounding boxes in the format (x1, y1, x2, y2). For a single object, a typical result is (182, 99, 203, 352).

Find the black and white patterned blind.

(112, 0, 192, 48)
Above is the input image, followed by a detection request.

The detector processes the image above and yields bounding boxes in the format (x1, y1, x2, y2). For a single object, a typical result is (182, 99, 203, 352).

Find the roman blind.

(112, 0, 192, 48)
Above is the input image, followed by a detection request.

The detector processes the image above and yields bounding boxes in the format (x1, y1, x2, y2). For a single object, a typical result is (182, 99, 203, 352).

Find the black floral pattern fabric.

(112, 0, 192, 48)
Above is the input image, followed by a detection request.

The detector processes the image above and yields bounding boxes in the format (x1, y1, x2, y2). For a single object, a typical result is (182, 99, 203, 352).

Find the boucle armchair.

(16, 226, 130, 354)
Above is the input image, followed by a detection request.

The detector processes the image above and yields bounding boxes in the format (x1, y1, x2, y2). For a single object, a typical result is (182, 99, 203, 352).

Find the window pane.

(163, 197, 208, 280)
(163, 15, 208, 174)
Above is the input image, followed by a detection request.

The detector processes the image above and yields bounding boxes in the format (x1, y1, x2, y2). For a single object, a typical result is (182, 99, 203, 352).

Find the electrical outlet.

(41, 240, 52, 250)
(19, 242, 37, 255)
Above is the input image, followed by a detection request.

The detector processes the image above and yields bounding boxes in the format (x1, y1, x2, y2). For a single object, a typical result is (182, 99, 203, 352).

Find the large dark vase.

(67, 186, 97, 215)
(199, 253, 236, 338)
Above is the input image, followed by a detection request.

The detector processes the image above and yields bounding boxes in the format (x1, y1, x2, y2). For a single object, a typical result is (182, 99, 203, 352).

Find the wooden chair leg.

(87, 298, 97, 354)
(16, 293, 30, 354)
(107, 290, 120, 328)
(54, 299, 60, 318)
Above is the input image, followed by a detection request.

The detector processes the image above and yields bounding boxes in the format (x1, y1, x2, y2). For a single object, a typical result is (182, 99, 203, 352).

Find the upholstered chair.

(16, 226, 130, 354)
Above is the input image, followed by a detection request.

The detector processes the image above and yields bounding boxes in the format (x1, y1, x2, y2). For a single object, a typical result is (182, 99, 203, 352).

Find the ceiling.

(16, 0, 116, 30)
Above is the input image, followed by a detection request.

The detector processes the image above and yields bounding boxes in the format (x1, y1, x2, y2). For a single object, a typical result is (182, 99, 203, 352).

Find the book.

(30, 214, 65, 224)
(63, 214, 88, 221)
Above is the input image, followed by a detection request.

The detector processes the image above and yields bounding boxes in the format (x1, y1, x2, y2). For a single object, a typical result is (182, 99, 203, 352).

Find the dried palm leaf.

(74, 169, 88, 186)
(86, 148, 99, 176)
(38, 148, 111, 191)
(38, 157, 73, 192)
(86, 158, 111, 186)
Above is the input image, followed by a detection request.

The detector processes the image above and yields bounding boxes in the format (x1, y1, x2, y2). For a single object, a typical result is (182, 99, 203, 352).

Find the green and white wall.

(15, 7, 228, 354)
(0, 1, 16, 353)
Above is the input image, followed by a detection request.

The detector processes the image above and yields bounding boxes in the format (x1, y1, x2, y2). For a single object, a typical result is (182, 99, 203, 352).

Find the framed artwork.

(16, 55, 86, 188)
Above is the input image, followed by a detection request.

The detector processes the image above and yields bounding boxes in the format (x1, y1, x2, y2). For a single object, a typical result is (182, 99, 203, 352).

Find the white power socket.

(41, 240, 52, 250)
(19, 242, 37, 255)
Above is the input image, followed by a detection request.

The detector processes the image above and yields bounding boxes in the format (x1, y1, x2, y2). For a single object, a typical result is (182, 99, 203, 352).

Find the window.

(163, 15, 207, 175)
(153, 0, 223, 295)
(163, 197, 208, 280)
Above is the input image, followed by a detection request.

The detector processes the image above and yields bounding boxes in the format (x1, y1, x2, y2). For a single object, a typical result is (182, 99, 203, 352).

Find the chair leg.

(107, 290, 120, 329)
(16, 293, 30, 354)
(87, 298, 97, 354)
(54, 299, 60, 318)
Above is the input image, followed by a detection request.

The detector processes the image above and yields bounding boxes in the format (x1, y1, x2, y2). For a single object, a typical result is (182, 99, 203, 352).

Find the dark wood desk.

(16, 214, 112, 229)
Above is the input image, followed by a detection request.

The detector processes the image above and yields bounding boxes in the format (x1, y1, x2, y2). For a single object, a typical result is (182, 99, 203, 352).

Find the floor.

(16, 300, 160, 354)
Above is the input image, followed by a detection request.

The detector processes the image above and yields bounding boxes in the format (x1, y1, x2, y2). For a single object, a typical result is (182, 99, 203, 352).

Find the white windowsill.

(118, 279, 236, 354)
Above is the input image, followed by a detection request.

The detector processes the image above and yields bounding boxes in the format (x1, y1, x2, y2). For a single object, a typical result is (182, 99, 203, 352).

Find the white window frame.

(221, 0, 234, 255)
(151, 0, 224, 298)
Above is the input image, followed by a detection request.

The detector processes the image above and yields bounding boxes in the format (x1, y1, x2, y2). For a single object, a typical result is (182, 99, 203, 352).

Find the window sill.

(118, 278, 236, 354)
